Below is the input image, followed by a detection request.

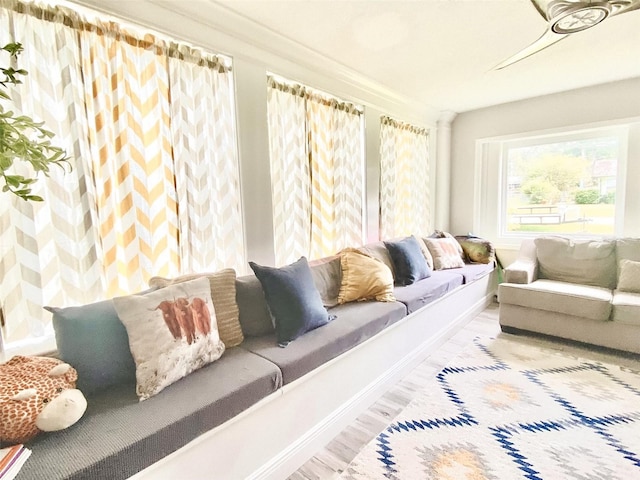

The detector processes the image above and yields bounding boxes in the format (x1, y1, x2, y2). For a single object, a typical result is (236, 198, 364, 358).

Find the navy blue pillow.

(249, 257, 334, 347)
(384, 236, 432, 286)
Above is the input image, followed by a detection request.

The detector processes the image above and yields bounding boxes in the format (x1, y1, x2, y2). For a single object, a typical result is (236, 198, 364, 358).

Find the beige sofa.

(498, 236, 640, 354)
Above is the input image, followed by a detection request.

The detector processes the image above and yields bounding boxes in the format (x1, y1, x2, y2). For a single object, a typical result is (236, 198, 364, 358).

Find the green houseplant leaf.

(1, 42, 70, 201)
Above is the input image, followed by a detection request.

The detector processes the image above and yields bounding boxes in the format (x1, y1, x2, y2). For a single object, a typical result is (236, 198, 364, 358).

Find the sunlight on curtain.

(0, 5, 103, 354)
(0, 1, 244, 354)
(267, 76, 364, 265)
(379, 116, 430, 239)
(79, 22, 181, 296)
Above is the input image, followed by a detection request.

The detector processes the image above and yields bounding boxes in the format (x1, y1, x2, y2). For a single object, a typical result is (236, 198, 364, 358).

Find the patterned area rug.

(339, 336, 640, 480)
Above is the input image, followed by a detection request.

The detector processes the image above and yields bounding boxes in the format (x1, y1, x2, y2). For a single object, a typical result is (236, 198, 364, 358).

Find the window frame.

(474, 119, 637, 248)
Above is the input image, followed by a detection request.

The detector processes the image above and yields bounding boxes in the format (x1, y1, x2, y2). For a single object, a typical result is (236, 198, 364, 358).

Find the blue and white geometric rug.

(339, 336, 640, 480)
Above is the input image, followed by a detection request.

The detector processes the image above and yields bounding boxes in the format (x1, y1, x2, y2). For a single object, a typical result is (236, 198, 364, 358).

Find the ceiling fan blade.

(493, 28, 567, 70)
(530, 0, 553, 20)
(608, 0, 640, 17)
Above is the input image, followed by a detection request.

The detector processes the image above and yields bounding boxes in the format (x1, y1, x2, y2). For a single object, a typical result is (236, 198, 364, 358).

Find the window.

(379, 116, 430, 239)
(502, 129, 625, 236)
(0, 1, 244, 356)
(474, 122, 635, 245)
(266, 75, 365, 266)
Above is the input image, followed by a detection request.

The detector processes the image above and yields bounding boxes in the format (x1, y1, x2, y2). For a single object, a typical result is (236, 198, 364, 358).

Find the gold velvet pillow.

(148, 269, 243, 348)
(337, 249, 395, 304)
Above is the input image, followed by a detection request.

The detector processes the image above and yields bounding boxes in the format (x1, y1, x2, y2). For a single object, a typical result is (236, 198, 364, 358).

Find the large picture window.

(474, 122, 634, 245)
(503, 131, 623, 235)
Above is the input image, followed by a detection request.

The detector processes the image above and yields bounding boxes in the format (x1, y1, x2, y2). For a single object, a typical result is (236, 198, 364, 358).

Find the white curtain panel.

(168, 47, 245, 273)
(379, 116, 430, 240)
(267, 78, 311, 266)
(267, 76, 364, 265)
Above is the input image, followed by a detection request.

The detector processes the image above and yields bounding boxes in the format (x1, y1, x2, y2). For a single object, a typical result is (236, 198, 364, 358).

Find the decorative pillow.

(618, 259, 640, 293)
(149, 268, 243, 348)
(48, 299, 136, 395)
(455, 235, 495, 264)
(384, 236, 431, 286)
(249, 257, 334, 347)
(309, 255, 342, 307)
(432, 230, 465, 258)
(338, 249, 395, 303)
(535, 236, 616, 289)
(113, 277, 225, 401)
(417, 238, 434, 270)
(424, 238, 466, 270)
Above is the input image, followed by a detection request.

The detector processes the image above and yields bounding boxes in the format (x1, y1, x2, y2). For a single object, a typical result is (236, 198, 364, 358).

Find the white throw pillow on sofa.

(618, 259, 640, 293)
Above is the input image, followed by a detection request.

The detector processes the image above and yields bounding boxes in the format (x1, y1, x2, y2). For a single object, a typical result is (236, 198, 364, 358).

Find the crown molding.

(68, 0, 440, 124)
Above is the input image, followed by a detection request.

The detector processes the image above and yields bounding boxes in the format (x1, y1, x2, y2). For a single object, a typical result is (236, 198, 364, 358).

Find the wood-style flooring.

(288, 302, 639, 480)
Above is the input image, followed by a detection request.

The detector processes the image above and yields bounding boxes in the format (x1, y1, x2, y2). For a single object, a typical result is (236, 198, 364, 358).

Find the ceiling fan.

(494, 0, 640, 69)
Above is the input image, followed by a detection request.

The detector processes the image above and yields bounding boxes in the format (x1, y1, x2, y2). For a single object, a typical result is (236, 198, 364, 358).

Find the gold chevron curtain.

(267, 76, 365, 266)
(0, 1, 244, 352)
(379, 116, 431, 239)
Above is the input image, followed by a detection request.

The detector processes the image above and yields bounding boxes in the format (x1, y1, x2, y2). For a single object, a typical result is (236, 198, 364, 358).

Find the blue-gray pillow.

(47, 300, 136, 395)
(384, 236, 432, 286)
(249, 257, 334, 347)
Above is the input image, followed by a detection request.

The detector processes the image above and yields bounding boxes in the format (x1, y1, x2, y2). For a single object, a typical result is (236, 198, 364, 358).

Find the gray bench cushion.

(241, 300, 407, 384)
(21, 348, 282, 480)
(499, 279, 612, 322)
(393, 271, 463, 313)
(451, 263, 495, 284)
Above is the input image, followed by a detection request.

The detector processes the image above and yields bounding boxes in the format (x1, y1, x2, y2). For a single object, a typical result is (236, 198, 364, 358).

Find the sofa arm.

(504, 260, 537, 284)
(503, 239, 538, 284)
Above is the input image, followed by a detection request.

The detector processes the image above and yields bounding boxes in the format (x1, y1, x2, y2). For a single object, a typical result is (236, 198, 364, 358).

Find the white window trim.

(473, 117, 640, 249)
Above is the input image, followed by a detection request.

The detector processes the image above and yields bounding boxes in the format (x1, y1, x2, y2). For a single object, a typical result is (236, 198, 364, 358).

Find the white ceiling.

(212, 0, 640, 113)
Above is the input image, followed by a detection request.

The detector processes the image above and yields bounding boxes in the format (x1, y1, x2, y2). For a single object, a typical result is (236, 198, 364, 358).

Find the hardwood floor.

(288, 302, 501, 480)
(288, 302, 639, 480)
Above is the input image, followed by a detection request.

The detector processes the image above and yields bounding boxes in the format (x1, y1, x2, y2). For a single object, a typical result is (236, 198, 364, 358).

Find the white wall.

(450, 77, 640, 260)
(70, 0, 440, 268)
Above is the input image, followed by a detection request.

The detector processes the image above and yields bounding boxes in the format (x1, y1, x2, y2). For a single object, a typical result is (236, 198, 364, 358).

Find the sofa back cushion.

(236, 275, 275, 337)
(309, 256, 342, 307)
(356, 241, 396, 276)
(48, 300, 136, 395)
(535, 236, 616, 289)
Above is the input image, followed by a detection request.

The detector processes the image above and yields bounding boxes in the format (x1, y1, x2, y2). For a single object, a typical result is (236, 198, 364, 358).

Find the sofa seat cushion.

(499, 279, 612, 322)
(612, 290, 640, 326)
(393, 271, 463, 314)
(21, 348, 282, 480)
(240, 300, 407, 384)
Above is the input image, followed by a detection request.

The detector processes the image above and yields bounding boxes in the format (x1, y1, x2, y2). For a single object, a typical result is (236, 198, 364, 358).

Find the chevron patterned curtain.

(0, 2, 244, 354)
(168, 46, 245, 273)
(267, 76, 364, 265)
(379, 116, 431, 239)
(0, 5, 102, 353)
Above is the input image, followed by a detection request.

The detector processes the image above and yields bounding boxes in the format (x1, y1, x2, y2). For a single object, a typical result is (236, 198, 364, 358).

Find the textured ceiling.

(214, 0, 640, 113)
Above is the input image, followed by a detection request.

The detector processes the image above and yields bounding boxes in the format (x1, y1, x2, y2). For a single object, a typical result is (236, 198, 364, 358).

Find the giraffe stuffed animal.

(0, 355, 87, 446)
